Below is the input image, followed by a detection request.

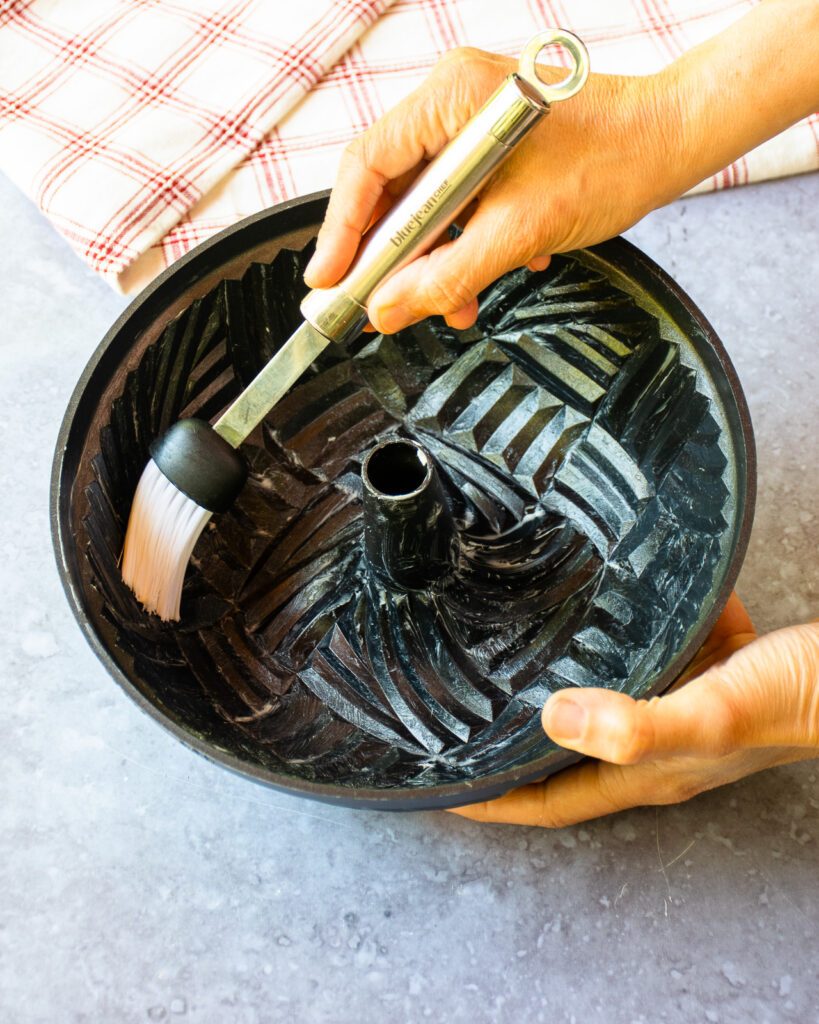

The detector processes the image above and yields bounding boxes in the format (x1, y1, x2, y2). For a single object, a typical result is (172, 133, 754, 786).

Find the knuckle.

(535, 790, 563, 829)
(548, 186, 575, 223)
(438, 45, 486, 71)
(648, 761, 703, 805)
(342, 133, 366, 163)
(423, 270, 474, 315)
(341, 131, 380, 177)
(322, 202, 353, 236)
(498, 207, 548, 265)
(534, 189, 581, 250)
(661, 774, 703, 805)
(435, 47, 507, 99)
(610, 703, 654, 765)
(595, 764, 629, 808)
(614, 736, 645, 767)
(702, 682, 745, 754)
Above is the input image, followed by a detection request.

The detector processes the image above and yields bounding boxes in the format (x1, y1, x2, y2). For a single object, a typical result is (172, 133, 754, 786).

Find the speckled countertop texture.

(0, 170, 817, 1024)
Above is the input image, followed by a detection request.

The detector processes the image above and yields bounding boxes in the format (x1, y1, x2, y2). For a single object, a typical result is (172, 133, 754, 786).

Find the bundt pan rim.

(51, 190, 756, 811)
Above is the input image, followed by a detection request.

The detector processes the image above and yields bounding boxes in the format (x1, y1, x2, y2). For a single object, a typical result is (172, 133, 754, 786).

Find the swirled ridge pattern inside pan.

(80, 238, 733, 789)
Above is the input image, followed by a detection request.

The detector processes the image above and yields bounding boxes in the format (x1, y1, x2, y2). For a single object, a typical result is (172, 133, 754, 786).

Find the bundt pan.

(52, 192, 755, 810)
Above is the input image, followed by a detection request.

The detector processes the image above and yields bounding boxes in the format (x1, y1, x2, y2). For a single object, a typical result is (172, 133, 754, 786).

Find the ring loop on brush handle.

(518, 29, 590, 105)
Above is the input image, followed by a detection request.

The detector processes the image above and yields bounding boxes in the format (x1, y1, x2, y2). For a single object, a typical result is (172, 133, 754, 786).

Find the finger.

(449, 761, 624, 827)
(448, 743, 805, 828)
(366, 200, 532, 333)
(306, 128, 442, 287)
(304, 51, 507, 288)
(541, 622, 819, 764)
(526, 255, 551, 273)
(540, 682, 737, 765)
(303, 138, 391, 289)
(448, 757, 671, 827)
(359, 209, 460, 333)
(426, 219, 480, 330)
(445, 299, 480, 330)
(386, 161, 429, 200)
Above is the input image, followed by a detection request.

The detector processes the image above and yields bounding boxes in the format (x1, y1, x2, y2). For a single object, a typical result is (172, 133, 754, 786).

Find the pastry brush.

(121, 29, 590, 620)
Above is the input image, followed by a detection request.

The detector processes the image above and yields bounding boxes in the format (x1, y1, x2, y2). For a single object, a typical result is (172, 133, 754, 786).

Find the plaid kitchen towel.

(1, 0, 816, 293)
(0, 0, 392, 285)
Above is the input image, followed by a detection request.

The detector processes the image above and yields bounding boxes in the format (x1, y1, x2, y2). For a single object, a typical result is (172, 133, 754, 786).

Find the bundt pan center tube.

(51, 191, 755, 811)
(362, 438, 455, 590)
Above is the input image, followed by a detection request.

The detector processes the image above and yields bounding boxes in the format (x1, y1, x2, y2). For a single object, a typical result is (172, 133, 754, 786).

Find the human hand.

(450, 595, 819, 827)
(305, 0, 819, 337)
(304, 47, 681, 334)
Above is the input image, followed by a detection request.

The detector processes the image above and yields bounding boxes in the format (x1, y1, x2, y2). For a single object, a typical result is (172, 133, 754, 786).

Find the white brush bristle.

(121, 459, 212, 621)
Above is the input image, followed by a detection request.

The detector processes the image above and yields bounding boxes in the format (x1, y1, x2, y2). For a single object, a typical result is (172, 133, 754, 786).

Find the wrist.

(622, 68, 691, 214)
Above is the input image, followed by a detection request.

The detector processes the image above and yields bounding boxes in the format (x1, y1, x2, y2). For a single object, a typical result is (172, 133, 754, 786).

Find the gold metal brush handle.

(301, 29, 590, 344)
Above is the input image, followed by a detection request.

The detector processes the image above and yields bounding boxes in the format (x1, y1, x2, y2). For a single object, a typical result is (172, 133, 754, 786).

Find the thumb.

(541, 622, 819, 764)
(367, 200, 532, 334)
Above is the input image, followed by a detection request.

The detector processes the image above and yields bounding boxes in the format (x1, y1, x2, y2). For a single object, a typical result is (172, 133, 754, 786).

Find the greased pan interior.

(52, 192, 755, 810)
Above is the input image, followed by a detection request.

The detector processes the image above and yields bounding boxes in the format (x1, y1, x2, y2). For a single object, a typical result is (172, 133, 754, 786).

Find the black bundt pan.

(51, 192, 755, 811)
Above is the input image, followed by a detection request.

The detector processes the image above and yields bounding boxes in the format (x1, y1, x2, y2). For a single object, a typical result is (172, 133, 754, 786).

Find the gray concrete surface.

(0, 170, 817, 1024)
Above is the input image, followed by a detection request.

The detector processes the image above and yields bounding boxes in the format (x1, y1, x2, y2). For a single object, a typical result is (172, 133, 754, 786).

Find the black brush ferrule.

(149, 418, 247, 513)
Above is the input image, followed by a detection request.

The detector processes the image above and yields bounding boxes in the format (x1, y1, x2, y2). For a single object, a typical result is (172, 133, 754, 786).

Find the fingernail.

(373, 304, 411, 335)
(544, 698, 586, 741)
